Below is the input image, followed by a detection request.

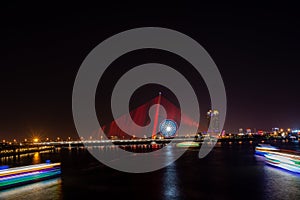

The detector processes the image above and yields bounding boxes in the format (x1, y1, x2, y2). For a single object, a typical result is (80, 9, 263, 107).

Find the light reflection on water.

(162, 146, 179, 200)
(0, 150, 62, 200)
(0, 149, 59, 167)
(33, 152, 41, 164)
(0, 178, 63, 200)
(253, 144, 300, 200)
(1, 144, 300, 200)
(262, 165, 300, 200)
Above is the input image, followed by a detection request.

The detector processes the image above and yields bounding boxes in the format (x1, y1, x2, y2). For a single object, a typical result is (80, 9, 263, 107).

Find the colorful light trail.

(255, 144, 279, 156)
(176, 141, 200, 148)
(0, 162, 61, 190)
(265, 152, 300, 173)
(255, 144, 300, 174)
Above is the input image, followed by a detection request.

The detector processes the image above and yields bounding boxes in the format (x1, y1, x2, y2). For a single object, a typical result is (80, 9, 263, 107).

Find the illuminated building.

(206, 109, 220, 134)
(292, 129, 300, 134)
(246, 128, 252, 135)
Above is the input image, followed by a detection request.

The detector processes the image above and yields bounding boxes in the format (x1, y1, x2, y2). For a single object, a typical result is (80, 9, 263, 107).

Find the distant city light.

(292, 129, 300, 133)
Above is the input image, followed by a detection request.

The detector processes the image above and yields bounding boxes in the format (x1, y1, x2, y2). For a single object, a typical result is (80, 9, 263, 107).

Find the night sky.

(1, 2, 300, 140)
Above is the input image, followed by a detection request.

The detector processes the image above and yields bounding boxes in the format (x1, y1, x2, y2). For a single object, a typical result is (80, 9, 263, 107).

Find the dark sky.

(1, 2, 300, 140)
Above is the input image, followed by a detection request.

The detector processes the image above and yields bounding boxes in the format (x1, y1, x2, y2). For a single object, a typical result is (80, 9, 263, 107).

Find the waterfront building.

(206, 109, 220, 134)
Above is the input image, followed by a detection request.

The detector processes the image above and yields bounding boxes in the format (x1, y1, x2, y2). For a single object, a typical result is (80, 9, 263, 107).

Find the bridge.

(1, 135, 280, 157)
(35, 137, 198, 147)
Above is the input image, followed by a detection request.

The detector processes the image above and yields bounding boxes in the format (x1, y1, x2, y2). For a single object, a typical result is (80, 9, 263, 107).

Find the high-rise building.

(272, 128, 279, 132)
(246, 128, 252, 134)
(206, 109, 220, 133)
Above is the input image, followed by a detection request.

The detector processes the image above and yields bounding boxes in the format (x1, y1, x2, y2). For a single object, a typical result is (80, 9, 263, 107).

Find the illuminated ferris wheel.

(159, 119, 177, 138)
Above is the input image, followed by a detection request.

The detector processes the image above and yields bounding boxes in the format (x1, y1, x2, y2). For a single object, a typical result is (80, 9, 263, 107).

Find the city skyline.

(1, 3, 300, 140)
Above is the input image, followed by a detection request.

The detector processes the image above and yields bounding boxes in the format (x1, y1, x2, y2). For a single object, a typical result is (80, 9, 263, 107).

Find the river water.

(1, 141, 300, 200)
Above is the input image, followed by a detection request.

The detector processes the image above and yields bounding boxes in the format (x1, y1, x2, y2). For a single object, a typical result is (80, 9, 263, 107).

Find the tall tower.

(152, 92, 162, 138)
(206, 109, 220, 134)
